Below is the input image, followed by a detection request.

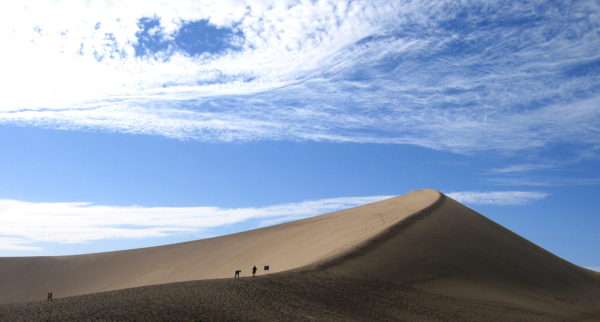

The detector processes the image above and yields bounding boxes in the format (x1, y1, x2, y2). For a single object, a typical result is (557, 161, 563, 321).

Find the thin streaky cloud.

(445, 191, 550, 206)
(489, 177, 600, 187)
(0, 195, 393, 250)
(490, 164, 556, 174)
(0, 1, 599, 156)
(0, 238, 42, 251)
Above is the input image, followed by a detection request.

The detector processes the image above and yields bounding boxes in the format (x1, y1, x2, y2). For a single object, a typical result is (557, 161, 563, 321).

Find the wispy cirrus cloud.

(446, 191, 550, 206)
(0, 195, 392, 250)
(490, 164, 556, 174)
(0, 238, 42, 251)
(489, 177, 600, 187)
(1, 1, 599, 155)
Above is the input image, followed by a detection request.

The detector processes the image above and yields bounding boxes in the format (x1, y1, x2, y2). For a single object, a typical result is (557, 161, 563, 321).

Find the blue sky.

(0, 0, 598, 271)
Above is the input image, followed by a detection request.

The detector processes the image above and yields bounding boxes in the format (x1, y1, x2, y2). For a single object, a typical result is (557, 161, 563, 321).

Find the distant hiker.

(47, 292, 52, 302)
(235, 270, 241, 278)
(252, 265, 257, 277)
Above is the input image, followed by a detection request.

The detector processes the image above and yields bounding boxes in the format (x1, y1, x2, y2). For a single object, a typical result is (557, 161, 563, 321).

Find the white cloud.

(445, 191, 550, 206)
(0, 0, 380, 109)
(0, 1, 599, 155)
(0, 195, 392, 250)
(490, 164, 555, 174)
(489, 177, 600, 187)
(0, 238, 42, 251)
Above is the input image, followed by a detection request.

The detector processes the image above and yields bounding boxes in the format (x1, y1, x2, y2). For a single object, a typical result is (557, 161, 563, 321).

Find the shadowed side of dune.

(321, 193, 600, 317)
(0, 189, 440, 304)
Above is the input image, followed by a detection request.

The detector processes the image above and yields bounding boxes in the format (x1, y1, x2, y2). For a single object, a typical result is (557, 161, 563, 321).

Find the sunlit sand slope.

(0, 189, 439, 304)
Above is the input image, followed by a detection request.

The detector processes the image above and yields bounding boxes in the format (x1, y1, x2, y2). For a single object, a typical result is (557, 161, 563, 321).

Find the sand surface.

(0, 189, 599, 321)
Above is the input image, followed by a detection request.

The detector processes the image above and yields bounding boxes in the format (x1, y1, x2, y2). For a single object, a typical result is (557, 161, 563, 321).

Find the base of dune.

(1, 190, 599, 321)
(1, 269, 598, 322)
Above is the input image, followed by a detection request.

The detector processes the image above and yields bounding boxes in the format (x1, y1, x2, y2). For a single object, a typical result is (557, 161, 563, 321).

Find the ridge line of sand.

(312, 190, 444, 272)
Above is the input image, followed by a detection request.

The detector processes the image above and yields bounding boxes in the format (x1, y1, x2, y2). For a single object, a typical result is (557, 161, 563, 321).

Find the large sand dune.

(0, 189, 439, 303)
(0, 189, 599, 321)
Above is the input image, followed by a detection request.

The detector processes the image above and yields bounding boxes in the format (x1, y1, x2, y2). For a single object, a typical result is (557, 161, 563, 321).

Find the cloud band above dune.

(0, 195, 393, 250)
(446, 191, 550, 206)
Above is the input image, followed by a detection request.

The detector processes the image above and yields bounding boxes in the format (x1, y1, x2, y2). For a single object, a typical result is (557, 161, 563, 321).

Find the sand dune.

(0, 189, 438, 303)
(0, 189, 599, 321)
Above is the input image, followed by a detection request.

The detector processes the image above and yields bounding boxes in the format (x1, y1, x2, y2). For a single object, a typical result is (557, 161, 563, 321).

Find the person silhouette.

(235, 270, 241, 278)
(252, 265, 257, 277)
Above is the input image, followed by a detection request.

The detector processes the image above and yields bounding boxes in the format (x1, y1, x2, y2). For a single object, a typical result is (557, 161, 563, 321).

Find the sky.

(0, 0, 598, 271)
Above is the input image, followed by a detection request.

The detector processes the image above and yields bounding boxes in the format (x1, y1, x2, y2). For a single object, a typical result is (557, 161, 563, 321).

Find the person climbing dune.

(252, 265, 257, 277)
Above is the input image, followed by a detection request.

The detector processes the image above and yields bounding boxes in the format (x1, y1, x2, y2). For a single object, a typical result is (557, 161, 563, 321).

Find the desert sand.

(0, 189, 599, 321)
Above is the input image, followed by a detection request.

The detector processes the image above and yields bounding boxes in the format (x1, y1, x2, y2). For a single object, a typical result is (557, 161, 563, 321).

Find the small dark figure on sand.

(235, 270, 241, 278)
(252, 265, 257, 277)
(47, 292, 52, 302)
